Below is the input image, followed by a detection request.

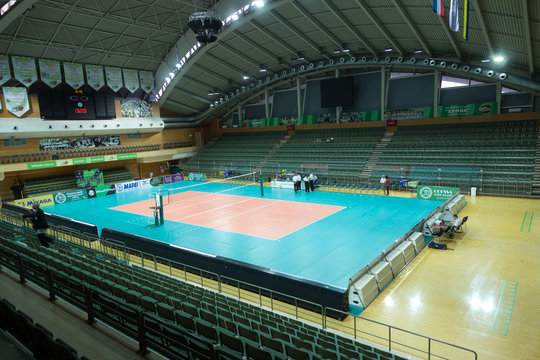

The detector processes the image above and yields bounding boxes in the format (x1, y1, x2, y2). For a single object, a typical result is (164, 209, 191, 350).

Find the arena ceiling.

(0, 0, 539, 125)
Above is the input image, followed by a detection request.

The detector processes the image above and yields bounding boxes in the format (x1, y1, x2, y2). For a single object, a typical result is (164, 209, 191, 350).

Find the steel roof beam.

(249, 19, 301, 59)
(470, 0, 493, 56)
(521, 0, 534, 76)
(435, 14, 462, 60)
(205, 52, 258, 79)
(390, 0, 432, 57)
(0, 0, 38, 33)
(232, 30, 282, 64)
(270, 10, 331, 61)
(354, 0, 403, 56)
(290, 1, 344, 51)
(172, 88, 212, 104)
(192, 63, 241, 88)
(166, 99, 201, 113)
(217, 42, 280, 73)
(183, 74, 227, 94)
(321, 0, 377, 55)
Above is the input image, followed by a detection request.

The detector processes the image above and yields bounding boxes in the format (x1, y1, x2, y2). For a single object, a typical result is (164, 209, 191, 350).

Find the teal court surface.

(44, 181, 442, 290)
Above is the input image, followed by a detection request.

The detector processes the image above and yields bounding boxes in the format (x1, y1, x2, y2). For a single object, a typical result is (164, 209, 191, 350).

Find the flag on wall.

(449, 0, 459, 32)
(463, 0, 470, 40)
(433, 0, 445, 17)
(2, 86, 30, 117)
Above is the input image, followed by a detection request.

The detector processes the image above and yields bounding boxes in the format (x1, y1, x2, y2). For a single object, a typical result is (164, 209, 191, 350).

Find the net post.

(159, 194, 164, 225)
(260, 172, 264, 197)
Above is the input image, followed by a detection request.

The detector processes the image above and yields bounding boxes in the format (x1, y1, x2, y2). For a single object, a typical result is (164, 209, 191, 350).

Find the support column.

(380, 66, 386, 121)
(296, 77, 302, 121)
(237, 103, 243, 123)
(335, 69, 340, 123)
(496, 80, 502, 114)
(434, 69, 440, 117)
(265, 88, 270, 119)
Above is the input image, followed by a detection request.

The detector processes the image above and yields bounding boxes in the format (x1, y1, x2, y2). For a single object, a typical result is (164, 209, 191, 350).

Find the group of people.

(431, 214, 463, 238)
(293, 172, 317, 193)
(380, 175, 390, 195)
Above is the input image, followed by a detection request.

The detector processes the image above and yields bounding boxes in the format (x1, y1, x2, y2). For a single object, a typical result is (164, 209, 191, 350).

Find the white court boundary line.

(168, 172, 257, 193)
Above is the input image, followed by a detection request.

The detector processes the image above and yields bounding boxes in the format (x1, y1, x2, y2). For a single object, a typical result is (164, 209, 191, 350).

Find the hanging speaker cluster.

(188, 11, 222, 44)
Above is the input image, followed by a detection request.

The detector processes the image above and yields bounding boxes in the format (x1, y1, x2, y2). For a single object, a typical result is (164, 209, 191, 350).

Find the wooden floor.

(1, 193, 539, 359)
(359, 194, 540, 360)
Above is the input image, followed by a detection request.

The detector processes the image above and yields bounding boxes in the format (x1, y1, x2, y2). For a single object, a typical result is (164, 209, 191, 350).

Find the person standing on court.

(22, 203, 51, 247)
(385, 175, 390, 196)
(293, 173, 299, 192)
(303, 174, 310, 193)
(309, 172, 315, 192)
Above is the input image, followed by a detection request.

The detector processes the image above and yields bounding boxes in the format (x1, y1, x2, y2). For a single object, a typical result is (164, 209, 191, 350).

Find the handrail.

(324, 307, 478, 360)
(1, 211, 477, 360)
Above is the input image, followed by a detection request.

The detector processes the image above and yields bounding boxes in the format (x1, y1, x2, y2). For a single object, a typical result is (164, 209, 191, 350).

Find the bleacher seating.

(262, 127, 385, 186)
(23, 169, 133, 197)
(375, 120, 538, 196)
(0, 152, 49, 164)
(0, 216, 409, 360)
(184, 131, 285, 177)
(0, 296, 88, 360)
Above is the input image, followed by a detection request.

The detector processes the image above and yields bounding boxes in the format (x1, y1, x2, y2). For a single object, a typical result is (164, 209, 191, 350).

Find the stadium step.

(358, 132, 394, 181)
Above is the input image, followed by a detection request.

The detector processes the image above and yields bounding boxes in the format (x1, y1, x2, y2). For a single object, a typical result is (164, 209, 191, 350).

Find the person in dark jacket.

(10, 180, 23, 200)
(22, 203, 51, 247)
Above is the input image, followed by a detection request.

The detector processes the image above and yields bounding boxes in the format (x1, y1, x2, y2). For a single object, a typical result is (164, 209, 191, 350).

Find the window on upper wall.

(470, 79, 487, 86)
(390, 72, 415, 78)
(440, 76, 469, 88)
(501, 87, 519, 93)
(3, 138, 27, 147)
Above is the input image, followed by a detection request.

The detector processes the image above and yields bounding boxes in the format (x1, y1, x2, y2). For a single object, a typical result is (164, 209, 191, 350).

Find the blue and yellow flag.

(463, 0, 470, 40)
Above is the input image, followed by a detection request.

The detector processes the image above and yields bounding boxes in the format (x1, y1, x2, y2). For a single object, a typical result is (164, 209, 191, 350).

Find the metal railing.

(0, 210, 478, 360)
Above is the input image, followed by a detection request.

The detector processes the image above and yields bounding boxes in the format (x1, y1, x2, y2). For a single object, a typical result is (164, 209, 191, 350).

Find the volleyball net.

(166, 172, 262, 205)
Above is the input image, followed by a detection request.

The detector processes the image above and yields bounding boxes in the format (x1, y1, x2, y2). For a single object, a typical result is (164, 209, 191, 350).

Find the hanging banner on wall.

(11, 56, 37, 86)
(139, 70, 154, 93)
(2, 86, 30, 117)
(120, 100, 153, 118)
(437, 102, 497, 117)
(38, 59, 62, 88)
(0, 55, 11, 86)
(85, 64, 105, 91)
(63, 62, 84, 89)
(123, 69, 139, 93)
(105, 66, 122, 92)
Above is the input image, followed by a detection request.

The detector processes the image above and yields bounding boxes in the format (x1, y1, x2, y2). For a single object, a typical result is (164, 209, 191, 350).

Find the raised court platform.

(44, 181, 442, 312)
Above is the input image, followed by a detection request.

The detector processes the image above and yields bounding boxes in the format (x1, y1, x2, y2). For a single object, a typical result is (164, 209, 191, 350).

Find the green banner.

(417, 186, 459, 200)
(73, 156, 105, 165)
(27, 161, 57, 169)
(150, 177, 164, 186)
(89, 185, 116, 197)
(438, 101, 497, 117)
(188, 172, 206, 181)
(53, 190, 87, 204)
(117, 153, 137, 160)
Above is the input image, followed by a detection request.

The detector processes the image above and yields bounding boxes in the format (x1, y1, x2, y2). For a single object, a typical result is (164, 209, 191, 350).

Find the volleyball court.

(111, 172, 345, 240)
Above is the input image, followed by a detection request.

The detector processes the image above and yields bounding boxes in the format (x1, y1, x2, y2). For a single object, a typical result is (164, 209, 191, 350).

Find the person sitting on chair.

(432, 214, 462, 237)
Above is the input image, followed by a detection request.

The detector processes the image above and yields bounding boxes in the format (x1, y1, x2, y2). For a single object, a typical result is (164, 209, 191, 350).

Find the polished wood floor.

(360, 194, 540, 360)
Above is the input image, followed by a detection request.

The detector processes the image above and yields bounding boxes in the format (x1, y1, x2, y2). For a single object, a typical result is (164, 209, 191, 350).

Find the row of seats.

(0, 217, 406, 360)
(0, 152, 49, 164)
(0, 297, 88, 360)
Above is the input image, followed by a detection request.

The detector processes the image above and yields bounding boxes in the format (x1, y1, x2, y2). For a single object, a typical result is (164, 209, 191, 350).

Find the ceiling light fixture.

(493, 56, 505, 63)
(243, 75, 249, 80)
(385, 48, 392, 52)
(481, 59, 491, 63)
(414, 49, 423, 54)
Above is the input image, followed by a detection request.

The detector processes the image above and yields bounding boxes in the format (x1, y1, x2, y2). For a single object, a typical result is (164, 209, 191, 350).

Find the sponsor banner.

(163, 174, 184, 184)
(63, 62, 84, 89)
(417, 186, 459, 200)
(115, 180, 142, 193)
(39, 136, 121, 151)
(27, 161, 57, 170)
(140, 178, 151, 189)
(53, 190, 87, 204)
(12, 56, 37, 86)
(85, 64, 105, 91)
(73, 156, 105, 165)
(123, 68, 139, 93)
(38, 59, 62, 88)
(105, 66, 123, 92)
(139, 70, 154, 93)
(87, 185, 116, 198)
(3, 86, 30, 117)
(120, 99, 153, 118)
(150, 177, 164, 186)
(437, 102, 497, 117)
(14, 194, 55, 208)
(384, 107, 434, 121)
(117, 153, 137, 160)
(0, 55, 11, 86)
(188, 172, 206, 182)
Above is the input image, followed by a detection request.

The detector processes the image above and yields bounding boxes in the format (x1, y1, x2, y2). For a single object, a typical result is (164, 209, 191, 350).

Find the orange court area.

(111, 191, 345, 240)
